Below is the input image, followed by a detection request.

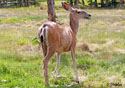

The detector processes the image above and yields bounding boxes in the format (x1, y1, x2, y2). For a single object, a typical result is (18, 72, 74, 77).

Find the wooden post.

(47, 0, 56, 22)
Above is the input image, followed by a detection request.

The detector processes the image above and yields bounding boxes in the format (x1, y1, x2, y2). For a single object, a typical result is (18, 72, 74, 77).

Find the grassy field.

(0, 7, 125, 88)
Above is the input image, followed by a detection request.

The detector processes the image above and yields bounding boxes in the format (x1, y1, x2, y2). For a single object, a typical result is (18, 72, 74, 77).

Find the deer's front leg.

(71, 47, 79, 83)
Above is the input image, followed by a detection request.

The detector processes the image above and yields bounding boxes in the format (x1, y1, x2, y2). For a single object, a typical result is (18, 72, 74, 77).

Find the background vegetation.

(0, 0, 125, 8)
(0, 0, 125, 88)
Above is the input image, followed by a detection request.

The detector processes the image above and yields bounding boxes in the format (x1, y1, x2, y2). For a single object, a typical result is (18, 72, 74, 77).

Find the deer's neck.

(70, 13, 79, 35)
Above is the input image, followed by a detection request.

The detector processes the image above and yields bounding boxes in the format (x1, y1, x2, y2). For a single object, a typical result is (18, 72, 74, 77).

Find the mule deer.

(38, 2, 91, 86)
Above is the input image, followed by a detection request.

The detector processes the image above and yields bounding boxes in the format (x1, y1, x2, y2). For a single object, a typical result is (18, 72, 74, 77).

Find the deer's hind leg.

(43, 46, 57, 86)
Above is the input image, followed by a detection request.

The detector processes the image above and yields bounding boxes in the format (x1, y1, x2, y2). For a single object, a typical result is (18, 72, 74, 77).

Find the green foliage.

(32, 38, 40, 45)
(17, 40, 27, 45)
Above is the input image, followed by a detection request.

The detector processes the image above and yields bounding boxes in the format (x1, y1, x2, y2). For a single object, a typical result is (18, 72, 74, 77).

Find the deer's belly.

(56, 34, 73, 53)
(56, 44, 71, 53)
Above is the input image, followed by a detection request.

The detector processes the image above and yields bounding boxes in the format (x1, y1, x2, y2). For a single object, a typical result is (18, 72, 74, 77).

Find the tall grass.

(0, 7, 125, 88)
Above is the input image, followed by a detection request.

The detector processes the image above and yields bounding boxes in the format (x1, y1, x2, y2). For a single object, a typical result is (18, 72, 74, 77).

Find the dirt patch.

(78, 41, 93, 53)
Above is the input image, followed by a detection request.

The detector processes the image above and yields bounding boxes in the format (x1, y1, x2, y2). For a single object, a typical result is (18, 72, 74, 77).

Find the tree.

(74, 0, 79, 6)
(70, 0, 73, 6)
(101, 0, 104, 7)
(95, 0, 97, 7)
(82, 0, 85, 7)
(120, 0, 124, 8)
(47, 0, 56, 22)
(18, 0, 23, 7)
(112, 0, 117, 8)
(24, 0, 30, 7)
(106, 0, 109, 7)
(90, 0, 92, 6)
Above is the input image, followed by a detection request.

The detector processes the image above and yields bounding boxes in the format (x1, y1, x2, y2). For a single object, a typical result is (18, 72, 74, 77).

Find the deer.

(38, 2, 91, 86)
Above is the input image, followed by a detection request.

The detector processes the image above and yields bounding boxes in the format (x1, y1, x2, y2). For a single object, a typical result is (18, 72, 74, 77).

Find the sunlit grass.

(0, 7, 125, 88)
(0, 16, 47, 24)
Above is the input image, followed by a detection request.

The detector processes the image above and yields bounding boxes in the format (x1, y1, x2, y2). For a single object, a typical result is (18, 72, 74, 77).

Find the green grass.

(0, 16, 47, 23)
(0, 7, 125, 88)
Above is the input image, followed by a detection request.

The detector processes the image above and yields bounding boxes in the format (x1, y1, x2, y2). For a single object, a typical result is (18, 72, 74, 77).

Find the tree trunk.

(90, 0, 92, 6)
(82, 0, 85, 6)
(18, 0, 22, 7)
(120, 0, 124, 8)
(74, 0, 79, 6)
(106, 0, 109, 7)
(101, 0, 104, 7)
(95, 0, 97, 7)
(112, 0, 116, 8)
(82, 0, 85, 7)
(33, 0, 36, 5)
(70, 0, 73, 6)
(47, 0, 56, 22)
(114, 0, 116, 8)
(24, 0, 30, 7)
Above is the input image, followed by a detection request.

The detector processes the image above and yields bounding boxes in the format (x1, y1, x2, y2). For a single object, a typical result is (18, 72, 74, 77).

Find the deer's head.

(62, 2, 91, 19)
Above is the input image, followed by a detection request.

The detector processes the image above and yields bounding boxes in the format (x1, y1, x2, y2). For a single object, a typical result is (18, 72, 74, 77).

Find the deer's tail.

(39, 24, 48, 57)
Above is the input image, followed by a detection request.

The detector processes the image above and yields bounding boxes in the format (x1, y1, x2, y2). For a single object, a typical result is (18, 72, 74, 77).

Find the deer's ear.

(62, 2, 72, 11)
